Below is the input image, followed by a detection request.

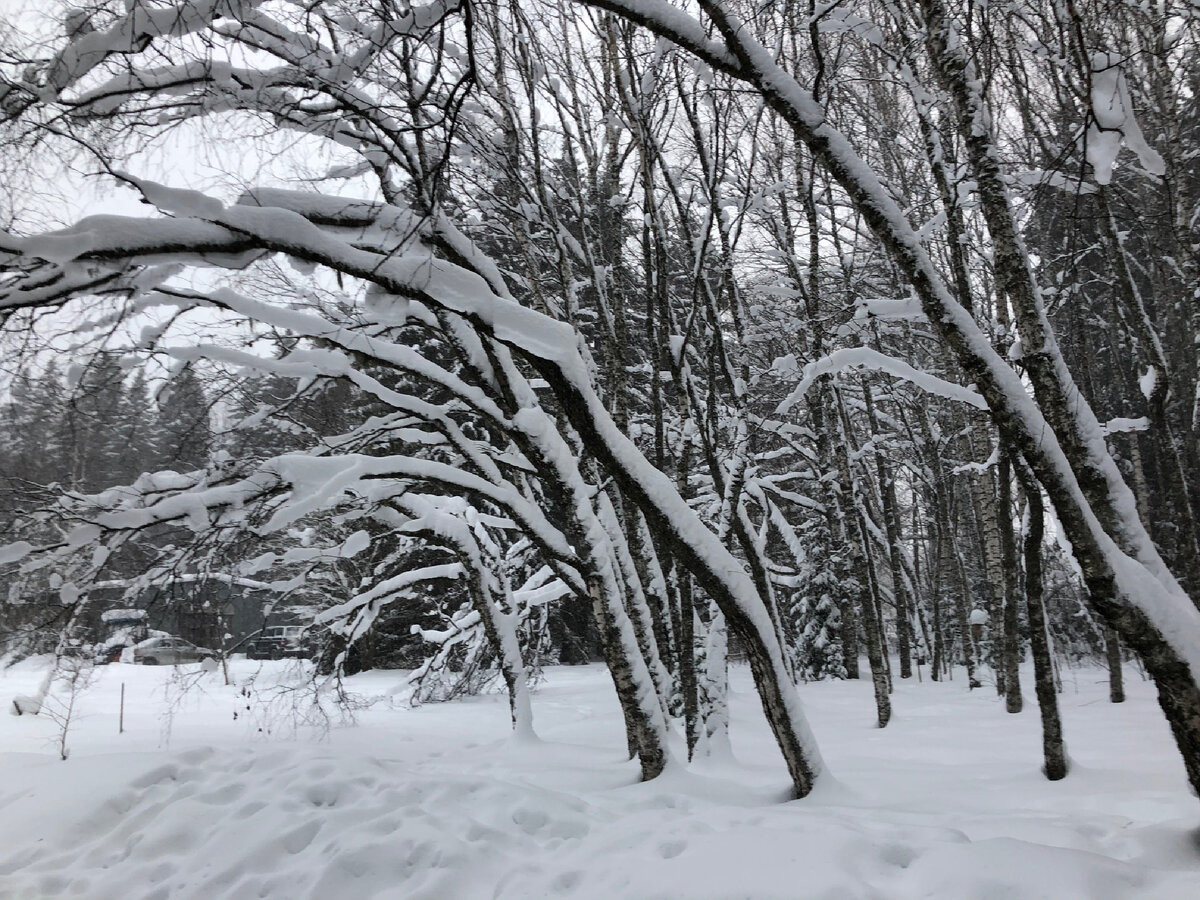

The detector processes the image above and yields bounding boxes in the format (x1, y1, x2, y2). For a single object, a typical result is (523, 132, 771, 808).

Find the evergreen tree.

(115, 369, 157, 483)
(62, 353, 127, 490)
(2, 361, 69, 492)
(154, 367, 212, 472)
(793, 534, 850, 682)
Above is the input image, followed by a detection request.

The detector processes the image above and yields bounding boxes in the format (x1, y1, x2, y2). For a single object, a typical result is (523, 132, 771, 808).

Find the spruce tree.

(793, 521, 850, 681)
(154, 367, 212, 472)
(62, 353, 127, 490)
(3, 362, 68, 491)
(116, 369, 157, 482)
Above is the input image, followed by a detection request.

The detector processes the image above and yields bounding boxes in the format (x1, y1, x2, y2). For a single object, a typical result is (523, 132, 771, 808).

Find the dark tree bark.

(865, 376, 914, 679)
(998, 454, 1024, 713)
(1106, 627, 1126, 705)
(1015, 460, 1067, 780)
(856, 514, 893, 727)
(680, 569, 699, 759)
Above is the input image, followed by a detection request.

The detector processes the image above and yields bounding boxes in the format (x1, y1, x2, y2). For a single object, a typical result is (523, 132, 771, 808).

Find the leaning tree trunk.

(395, 505, 535, 737)
(834, 388, 892, 717)
(494, 401, 673, 780)
(535, 359, 823, 798)
(599, 491, 677, 719)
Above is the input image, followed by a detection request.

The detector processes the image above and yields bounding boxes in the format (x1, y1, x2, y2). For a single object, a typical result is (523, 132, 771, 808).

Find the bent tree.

(0, 0, 1199, 801)
(0, 0, 820, 795)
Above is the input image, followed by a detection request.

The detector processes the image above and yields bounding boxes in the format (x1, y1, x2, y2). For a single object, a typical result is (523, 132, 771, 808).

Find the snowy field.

(1, 658, 1198, 900)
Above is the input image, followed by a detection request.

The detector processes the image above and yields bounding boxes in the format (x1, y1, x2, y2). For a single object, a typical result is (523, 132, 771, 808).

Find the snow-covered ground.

(1, 658, 1197, 899)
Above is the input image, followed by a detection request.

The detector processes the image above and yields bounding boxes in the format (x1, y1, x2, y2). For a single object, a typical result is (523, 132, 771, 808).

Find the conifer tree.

(3, 362, 68, 490)
(62, 353, 127, 490)
(153, 367, 212, 472)
(116, 369, 157, 483)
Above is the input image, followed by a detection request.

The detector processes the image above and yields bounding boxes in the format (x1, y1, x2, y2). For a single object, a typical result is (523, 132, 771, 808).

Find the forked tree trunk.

(587, 572, 667, 777)
(497, 411, 672, 780)
(599, 492, 677, 719)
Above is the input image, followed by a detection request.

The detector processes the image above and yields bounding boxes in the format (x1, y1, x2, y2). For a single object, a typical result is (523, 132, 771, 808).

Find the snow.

(1087, 53, 1166, 185)
(4, 0, 1199, 814)
(121, 173, 225, 219)
(1139, 367, 1158, 402)
(1, 658, 1197, 899)
(0, 541, 33, 565)
(100, 608, 147, 623)
(5, 0, 265, 117)
(1103, 417, 1150, 435)
(774, 346, 987, 417)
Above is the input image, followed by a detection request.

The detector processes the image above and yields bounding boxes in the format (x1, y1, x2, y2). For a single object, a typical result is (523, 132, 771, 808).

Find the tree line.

(0, 354, 211, 497)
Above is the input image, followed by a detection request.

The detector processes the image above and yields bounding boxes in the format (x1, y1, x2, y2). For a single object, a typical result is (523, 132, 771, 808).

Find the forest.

(1, 0, 1199, 840)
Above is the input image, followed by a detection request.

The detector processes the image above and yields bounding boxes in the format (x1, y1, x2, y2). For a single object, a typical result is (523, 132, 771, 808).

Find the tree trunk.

(1015, 461, 1067, 779)
(1106, 627, 1126, 704)
(931, 547, 945, 684)
(1097, 188, 1200, 598)
(951, 540, 982, 690)
(680, 570, 699, 759)
(534, 361, 823, 798)
(998, 454, 1023, 713)
(865, 376, 914, 678)
(856, 514, 893, 726)
(599, 492, 677, 719)
(700, 601, 731, 753)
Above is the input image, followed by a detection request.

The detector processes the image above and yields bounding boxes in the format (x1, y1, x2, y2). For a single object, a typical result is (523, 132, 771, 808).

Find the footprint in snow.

(879, 842, 917, 869)
(657, 839, 687, 859)
(552, 869, 583, 892)
(234, 799, 268, 819)
(283, 820, 322, 854)
(512, 807, 550, 835)
(305, 784, 340, 807)
(131, 764, 180, 789)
